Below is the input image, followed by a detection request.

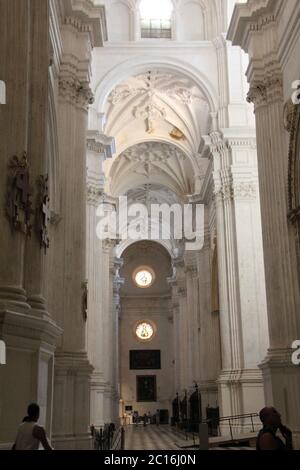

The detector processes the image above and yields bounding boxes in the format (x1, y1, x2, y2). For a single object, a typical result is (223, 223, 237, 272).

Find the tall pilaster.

(86, 134, 115, 427)
(247, 72, 300, 445)
(204, 131, 269, 425)
(228, 0, 300, 446)
(51, 6, 102, 449)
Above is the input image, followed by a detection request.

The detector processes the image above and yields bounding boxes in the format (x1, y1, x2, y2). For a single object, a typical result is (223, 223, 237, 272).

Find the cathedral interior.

(0, 0, 300, 451)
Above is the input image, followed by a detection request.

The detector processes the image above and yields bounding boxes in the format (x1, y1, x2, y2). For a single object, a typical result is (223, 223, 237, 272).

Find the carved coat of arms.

(6, 152, 33, 235)
(36, 175, 50, 252)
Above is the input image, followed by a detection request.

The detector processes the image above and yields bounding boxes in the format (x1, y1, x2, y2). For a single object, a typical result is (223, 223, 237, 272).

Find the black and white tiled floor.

(124, 425, 255, 451)
(124, 425, 181, 450)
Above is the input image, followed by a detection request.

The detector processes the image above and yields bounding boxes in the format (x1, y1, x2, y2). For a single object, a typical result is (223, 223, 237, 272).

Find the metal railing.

(172, 412, 259, 447)
(111, 426, 125, 450)
(205, 412, 260, 441)
(91, 423, 125, 450)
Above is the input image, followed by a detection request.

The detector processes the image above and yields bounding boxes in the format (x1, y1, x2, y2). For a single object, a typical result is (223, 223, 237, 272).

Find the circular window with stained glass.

(135, 321, 156, 342)
(133, 266, 155, 289)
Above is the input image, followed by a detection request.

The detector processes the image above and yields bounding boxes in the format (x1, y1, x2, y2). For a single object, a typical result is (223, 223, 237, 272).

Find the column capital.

(58, 76, 94, 110)
(86, 180, 103, 206)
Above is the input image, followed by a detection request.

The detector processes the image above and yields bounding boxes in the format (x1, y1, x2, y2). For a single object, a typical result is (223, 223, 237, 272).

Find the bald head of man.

(259, 407, 282, 428)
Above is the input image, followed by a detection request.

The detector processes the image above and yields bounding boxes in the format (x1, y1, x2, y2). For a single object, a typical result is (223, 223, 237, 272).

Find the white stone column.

(85, 132, 115, 427)
(204, 132, 269, 429)
(111, 259, 124, 423)
(247, 74, 300, 446)
(51, 14, 97, 449)
(228, 1, 300, 445)
(173, 259, 189, 393)
(169, 279, 181, 395)
(196, 237, 221, 413)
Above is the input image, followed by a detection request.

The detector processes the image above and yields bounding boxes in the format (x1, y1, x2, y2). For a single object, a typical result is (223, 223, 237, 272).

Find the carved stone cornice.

(59, 0, 107, 46)
(58, 76, 94, 110)
(227, 0, 280, 52)
(87, 139, 105, 155)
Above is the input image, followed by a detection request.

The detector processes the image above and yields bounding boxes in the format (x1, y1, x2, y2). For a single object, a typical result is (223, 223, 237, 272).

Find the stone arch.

(115, 238, 178, 260)
(94, 56, 218, 116)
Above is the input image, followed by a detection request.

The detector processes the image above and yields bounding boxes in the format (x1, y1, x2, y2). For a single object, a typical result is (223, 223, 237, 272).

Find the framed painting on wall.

(136, 375, 157, 402)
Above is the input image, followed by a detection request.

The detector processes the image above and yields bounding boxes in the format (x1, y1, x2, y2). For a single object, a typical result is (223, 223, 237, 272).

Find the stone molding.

(87, 139, 105, 155)
(214, 177, 257, 203)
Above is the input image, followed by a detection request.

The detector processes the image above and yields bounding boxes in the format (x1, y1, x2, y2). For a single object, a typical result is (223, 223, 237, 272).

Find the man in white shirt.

(12, 403, 53, 451)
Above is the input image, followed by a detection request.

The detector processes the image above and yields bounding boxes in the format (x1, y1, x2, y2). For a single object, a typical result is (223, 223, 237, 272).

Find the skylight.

(139, 0, 173, 21)
(140, 0, 173, 39)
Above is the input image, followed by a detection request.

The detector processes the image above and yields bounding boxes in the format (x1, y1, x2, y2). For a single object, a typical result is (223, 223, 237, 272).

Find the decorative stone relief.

(5, 152, 33, 236)
(81, 280, 88, 322)
(87, 182, 103, 206)
(233, 182, 257, 200)
(59, 76, 94, 110)
(36, 175, 50, 252)
(287, 104, 300, 223)
(121, 142, 186, 164)
(109, 70, 204, 133)
(247, 73, 283, 108)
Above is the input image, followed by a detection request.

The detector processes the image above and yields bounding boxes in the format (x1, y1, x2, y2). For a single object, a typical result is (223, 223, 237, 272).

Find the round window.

(135, 321, 156, 342)
(133, 266, 155, 289)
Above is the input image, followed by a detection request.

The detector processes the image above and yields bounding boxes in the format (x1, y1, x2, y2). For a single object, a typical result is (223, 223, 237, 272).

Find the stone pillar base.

(198, 381, 218, 417)
(0, 307, 61, 445)
(52, 352, 94, 450)
(217, 368, 264, 435)
(259, 348, 300, 449)
(52, 434, 93, 450)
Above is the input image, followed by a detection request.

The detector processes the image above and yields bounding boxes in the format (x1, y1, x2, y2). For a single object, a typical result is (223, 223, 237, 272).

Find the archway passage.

(119, 241, 173, 426)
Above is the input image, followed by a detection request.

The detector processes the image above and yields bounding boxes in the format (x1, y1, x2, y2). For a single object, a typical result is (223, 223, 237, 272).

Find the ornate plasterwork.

(87, 179, 103, 206)
(59, 76, 94, 110)
(121, 142, 186, 164)
(109, 69, 202, 134)
(109, 141, 193, 195)
(104, 68, 209, 153)
(109, 71, 202, 107)
(247, 73, 283, 109)
(213, 178, 257, 203)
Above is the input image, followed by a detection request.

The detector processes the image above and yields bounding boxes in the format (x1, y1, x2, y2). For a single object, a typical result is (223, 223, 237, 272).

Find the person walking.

(12, 403, 53, 450)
